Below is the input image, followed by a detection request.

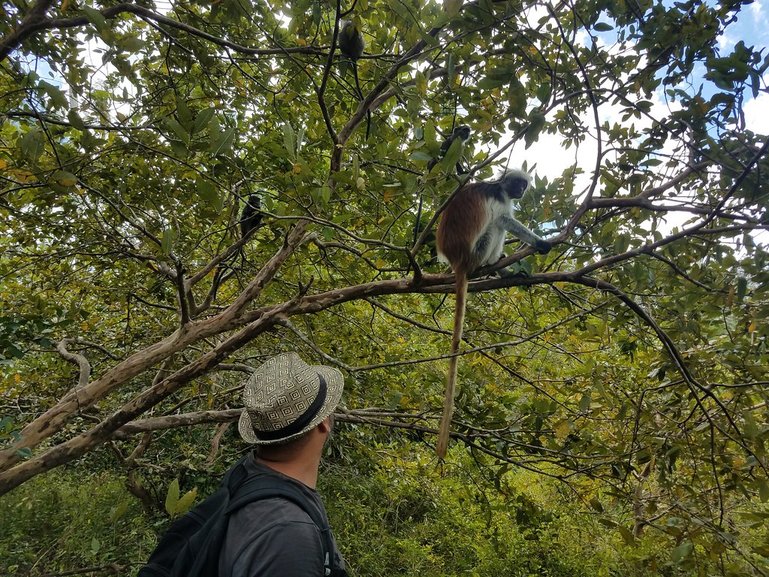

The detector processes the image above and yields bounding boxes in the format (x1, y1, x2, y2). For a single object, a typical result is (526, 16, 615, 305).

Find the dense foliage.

(1, 0, 768, 574)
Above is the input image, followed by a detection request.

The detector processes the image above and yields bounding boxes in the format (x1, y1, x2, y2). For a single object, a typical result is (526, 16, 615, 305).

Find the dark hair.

(253, 428, 313, 458)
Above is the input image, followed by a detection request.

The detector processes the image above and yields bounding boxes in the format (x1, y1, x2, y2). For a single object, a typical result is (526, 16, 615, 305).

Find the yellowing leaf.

(53, 170, 78, 187)
(554, 419, 571, 441)
(415, 71, 428, 95)
(164, 479, 180, 516)
(174, 488, 198, 515)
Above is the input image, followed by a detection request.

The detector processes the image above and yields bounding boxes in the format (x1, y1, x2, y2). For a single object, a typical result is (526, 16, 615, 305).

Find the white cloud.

(718, 32, 735, 50)
(744, 90, 769, 136)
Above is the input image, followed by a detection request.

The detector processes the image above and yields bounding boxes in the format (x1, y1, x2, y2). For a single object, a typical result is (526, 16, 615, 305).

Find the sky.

(524, 0, 769, 184)
(24, 0, 768, 192)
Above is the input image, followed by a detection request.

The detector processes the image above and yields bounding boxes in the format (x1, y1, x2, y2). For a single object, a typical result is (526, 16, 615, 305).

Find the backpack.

(137, 456, 337, 577)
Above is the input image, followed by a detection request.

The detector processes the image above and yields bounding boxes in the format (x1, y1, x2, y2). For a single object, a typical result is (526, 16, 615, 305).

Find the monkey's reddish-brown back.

(436, 184, 487, 275)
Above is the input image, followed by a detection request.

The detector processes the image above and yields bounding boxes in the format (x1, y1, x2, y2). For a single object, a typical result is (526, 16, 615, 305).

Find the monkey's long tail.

(413, 192, 424, 246)
(436, 272, 468, 459)
(352, 64, 372, 140)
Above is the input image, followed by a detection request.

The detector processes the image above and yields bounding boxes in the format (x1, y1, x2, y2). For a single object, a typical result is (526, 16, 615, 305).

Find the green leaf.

(210, 127, 236, 156)
(671, 541, 694, 563)
(579, 392, 591, 412)
(758, 479, 769, 503)
(82, 6, 108, 32)
(165, 118, 189, 144)
(52, 170, 78, 187)
(283, 124, 296, 160)
(478, 76, 508, 90)
(67, 109, 86, 130)
(736, 276, 747, 302)
(535, 82, 551, 106)
(410, 150, 434, 162)
(439, 135, 464, 171)
(21, 129, 45, 163)
(444, 0, 463, 18)
(446, 52, 456, 87)
(109, 501, 130, 523)
(193, 108, 215, 135)
(524, 111, 546, 148)
(39, 81, 68, 109)
(174, 488, 198, 515)
(161, 227, 176, 256)
(165, 478, 180, 515)
(415, 70, 428, 95)
(176, 98, 193, 127)
(509, 79, 528, 117)
(197, 178, 221, 211)
(121, 36, 145, 53)
(618, 526, 635, 545)
(320, 184, 332, 203)
(15, 447, 32, 459)
(594, 22, 613, 32)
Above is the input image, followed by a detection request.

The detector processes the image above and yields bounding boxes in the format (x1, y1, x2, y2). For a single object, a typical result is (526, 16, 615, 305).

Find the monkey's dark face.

(454, 126, 471, 141)
(503, 177, 528, 199)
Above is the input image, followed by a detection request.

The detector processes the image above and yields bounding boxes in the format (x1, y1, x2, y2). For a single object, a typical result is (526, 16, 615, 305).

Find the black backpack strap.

(227, 474, 337, 577)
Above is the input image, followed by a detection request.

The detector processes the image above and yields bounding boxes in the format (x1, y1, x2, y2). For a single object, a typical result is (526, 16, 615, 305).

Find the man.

(219, 352, 348, 577)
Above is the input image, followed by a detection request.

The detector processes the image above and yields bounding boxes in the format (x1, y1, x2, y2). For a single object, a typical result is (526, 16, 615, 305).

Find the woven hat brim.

(238, 364, 344, 445)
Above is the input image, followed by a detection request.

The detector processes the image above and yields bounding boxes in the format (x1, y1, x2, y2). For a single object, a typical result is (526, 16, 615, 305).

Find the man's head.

(238, 352, 344, 446)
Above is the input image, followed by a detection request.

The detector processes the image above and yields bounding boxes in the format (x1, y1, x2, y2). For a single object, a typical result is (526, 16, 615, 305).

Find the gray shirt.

(219, 456, 346, 577)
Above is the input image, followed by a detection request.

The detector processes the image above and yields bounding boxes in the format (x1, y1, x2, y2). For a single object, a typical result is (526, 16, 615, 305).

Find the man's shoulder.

(222, 494, 326, 576)
(227, 465, 326, 540)
(233, 494, 317, 527)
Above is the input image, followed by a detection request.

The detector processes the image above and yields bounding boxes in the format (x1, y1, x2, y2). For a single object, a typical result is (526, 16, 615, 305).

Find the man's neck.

(256, 454, 321, 489)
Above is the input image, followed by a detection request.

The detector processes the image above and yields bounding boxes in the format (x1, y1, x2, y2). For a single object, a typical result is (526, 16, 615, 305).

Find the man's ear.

(317, 417, 332, 435)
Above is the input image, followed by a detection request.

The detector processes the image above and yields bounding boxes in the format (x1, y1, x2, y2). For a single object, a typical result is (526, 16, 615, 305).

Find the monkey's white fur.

(437, 169, 538, 272)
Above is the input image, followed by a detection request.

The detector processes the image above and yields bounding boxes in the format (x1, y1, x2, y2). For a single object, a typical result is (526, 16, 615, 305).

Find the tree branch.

(55, 338, 91, 390)
(1, 3, 325, 64)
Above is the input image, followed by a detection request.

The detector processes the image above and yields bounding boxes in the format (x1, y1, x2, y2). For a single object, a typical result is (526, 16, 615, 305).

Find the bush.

(0, 467, 156, 576)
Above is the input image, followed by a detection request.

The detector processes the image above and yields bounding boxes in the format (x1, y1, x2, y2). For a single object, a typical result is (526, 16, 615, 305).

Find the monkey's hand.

(535, 239, 552, 254)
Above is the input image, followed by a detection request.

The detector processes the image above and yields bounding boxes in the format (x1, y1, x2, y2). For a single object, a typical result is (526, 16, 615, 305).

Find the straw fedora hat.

(238, 352, 344, 445)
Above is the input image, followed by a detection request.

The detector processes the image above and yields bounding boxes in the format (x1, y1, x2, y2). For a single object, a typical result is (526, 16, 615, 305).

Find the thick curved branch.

(4, 171, 766, 489)
(0, 292, 301, 495)
(0, 0, 54, 63)
(0, 221, 309, 473)
(55, 338, 91, 390)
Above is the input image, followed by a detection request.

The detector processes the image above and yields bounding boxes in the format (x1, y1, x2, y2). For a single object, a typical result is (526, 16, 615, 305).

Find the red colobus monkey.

(239, 194, 263, 239)
(338, 20, 364, 63)
(337, 20, 371, 138)
(434, 169, 552, 458)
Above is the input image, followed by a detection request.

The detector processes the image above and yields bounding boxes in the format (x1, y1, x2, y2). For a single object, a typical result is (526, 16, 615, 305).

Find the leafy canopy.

(1, 0, 768, 574)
